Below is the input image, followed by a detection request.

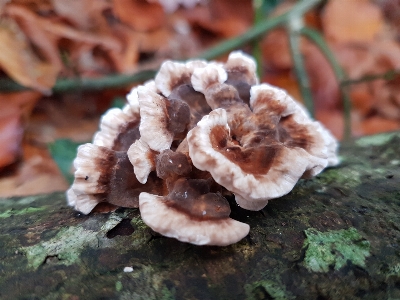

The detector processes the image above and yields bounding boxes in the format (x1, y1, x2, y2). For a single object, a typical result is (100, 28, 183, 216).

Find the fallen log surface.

(0, 131, 399, 300)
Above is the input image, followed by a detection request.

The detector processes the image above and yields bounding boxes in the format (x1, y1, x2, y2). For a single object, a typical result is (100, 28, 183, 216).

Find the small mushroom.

(139, 178, 250, 246)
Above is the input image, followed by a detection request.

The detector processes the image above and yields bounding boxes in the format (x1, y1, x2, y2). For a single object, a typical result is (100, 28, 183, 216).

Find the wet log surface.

(0, 131, 399, 300)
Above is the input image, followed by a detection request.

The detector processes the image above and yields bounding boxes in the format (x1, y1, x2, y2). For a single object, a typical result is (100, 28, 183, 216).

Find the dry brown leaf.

(148, 0, 202, 13)
(322, 0, 384, 44)
(198, 17, 250, 38)
(303, 42, 340, 111)
(374, 83, 400, 120)
(370, 39, 400, 71)
(6, 4, 63, 71)
(0, 18, 58, 93)
(316, 110, 365, 140)
(184, 0, 252, 38)
(0, 143, 68, 197)
(262, 72, 301, 103)
(349, 84, 375, 116)
(208, 0, 252, 23)
(360, 116, 400, 135)
(113, 0, 165, 32)
(0, 113, 23, 168)
(135, 27, 173, 52)
(379, 0, 400, 31)
(51, 0, 111, 30)
(0, 91, 41, 168)
(68, 44, 115, 76)
(5, 3, 126, 77)
(261, 29, 292, 70)
(5, 3, 121, 51)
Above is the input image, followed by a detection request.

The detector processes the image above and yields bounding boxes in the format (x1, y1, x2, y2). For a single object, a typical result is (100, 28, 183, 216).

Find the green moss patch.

(245, 279, 294, 300)
(355, 132, 397, 147)
(303, 227, 370, 273)
(22, 226, 99, 270)
(0, 206, 46, 218)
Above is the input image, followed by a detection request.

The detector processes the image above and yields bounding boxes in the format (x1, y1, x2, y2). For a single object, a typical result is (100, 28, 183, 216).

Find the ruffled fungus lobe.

(139, 179, 250, 246)
(67, 144, 164, 214)
(67, 50, 338, 246)
(127, 139, 156, 184)
(187, 62, 337, 210)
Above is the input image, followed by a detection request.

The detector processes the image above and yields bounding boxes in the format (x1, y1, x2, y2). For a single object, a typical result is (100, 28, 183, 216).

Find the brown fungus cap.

(139, 178, 250, 246)
(168, 84, 211, 129)
(155, 149, 192, 180)
(67, 143, 164, 214)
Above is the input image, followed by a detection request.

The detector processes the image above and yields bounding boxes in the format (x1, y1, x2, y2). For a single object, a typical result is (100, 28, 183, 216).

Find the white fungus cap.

(187, 108, 328, 210)
(139, 192, 250, 246)
(66, 187, 100, 215)
(127, 138, 155, 184)
(155, 60, 207, 97)
(250, 84, 339, 171)
(250, 84, 298, 116)
(67, 144, 109, 214)
(191, 63, 227, 96)
(224, 51, 259, 85)
(93, 107, 139, 150)
(137, 86, 174, 152)
(126, 87, 140, 112)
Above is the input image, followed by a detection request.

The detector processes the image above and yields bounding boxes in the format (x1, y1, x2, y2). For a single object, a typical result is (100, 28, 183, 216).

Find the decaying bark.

(0, 131, 399, 300)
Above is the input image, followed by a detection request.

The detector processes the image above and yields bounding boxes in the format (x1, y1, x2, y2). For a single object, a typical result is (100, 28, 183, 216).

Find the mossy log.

(1, 131, 399, 300)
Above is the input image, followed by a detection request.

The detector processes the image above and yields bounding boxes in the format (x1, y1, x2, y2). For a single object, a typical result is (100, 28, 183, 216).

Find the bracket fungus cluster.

(67, 51, 339, 246)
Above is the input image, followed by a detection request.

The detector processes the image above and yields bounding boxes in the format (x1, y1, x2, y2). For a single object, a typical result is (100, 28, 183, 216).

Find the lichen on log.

(0, 131, 399, 300)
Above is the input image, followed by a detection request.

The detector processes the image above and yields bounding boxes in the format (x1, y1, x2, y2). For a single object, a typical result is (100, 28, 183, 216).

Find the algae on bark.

(0, 131, 399, 300)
